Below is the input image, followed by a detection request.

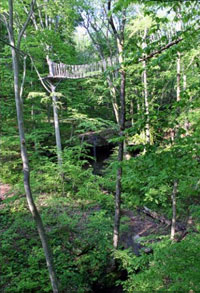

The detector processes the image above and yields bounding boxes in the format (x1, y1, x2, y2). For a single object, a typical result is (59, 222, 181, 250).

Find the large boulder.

(79, 128, 118, 147)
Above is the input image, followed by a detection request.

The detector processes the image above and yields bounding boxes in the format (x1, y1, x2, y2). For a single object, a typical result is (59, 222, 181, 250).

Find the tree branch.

(107, 0, 120, 39)
(1, 14, 10, 38)
(21, 0, 39, 30)
(140, 206, 186, 231)
(0, 37, 27, 56)
(17, 0, 36, 49)
(20, 55, 27, 101)
(140, 37, 183, 62)
(30, 56, 51, 93)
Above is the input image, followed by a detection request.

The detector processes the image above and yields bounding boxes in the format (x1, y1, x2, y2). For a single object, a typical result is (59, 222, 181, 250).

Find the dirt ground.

(122, 209, 169, 236)
(0, 182, 12, 200)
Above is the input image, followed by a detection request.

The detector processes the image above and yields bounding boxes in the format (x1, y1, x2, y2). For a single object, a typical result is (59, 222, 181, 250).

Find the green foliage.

(1, 0, 200, 291)
(118, 234, 200, 292)
(0, 135, 21, 184)
(121, 137, 200, 216)
(0, 196, 113, 292)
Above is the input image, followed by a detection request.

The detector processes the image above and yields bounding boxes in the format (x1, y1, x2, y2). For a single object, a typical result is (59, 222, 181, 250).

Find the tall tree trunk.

(142, 29, 150, 144)
(108, 1, 126, 249)
(130, 99, 134, 126)
(176, 7, 182, 103)
(113, 69, 125, 249)
(175, 51, 181, 140)
(19, 55, 27, 102)
(50, 84, 62, 166)
(143, 58, 150, 144)
(183, 72, 186, 91)
(177, 51, 181, 102)
(113, 39, 126, 249)
(26, 9, 62, 163)
(171, 180, 178, 240)
(31, 104, 38, 152)
(11, 32, 59, 293)
(183, 69, 189, 135)
(11, 34, 59, 293)
(5, 1, 59, 291)
(109, 80, 119, 124)
(137, 98, 141, 113)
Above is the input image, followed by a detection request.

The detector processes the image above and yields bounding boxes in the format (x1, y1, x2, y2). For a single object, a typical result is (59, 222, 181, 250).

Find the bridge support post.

(50, 83, 63, 166)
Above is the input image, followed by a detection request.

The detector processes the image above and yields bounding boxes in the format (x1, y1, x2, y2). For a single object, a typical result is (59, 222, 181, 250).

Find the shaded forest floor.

(0, 181, 170, 251)
(1, 181, 200, 292)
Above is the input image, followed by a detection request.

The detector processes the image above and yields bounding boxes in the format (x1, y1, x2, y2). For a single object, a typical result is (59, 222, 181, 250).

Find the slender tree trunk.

(107, 1, 126, 249)
(183, 73, 186, 91)
(177, 51, 181, 102)
(6, 1, 59, 291)
(142, 29, 150, 144)
(183, 71, 189, 135)
(137, 98, 140, 113)
(175, 51, 181, 140)
(176, 7, 181, 103)
(113, 41, 126, 249)
(109, 81, 119, 124)
(50, 84, 62, 166)
(31, 104, 38, 152)
(143, 58, 150, 144)
(10, 38, 59, 293)
(29, 11, 63, 166)
(130, 99, 134, 126)
(171, 180, 178, 241)
(19, 55, 27, 102)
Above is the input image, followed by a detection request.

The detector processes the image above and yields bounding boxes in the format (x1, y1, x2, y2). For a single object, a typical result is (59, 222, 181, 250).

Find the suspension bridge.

(47, 56, 118, 79)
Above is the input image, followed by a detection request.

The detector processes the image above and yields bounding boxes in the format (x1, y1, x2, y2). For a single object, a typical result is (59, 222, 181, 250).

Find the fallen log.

(139, 206, 185, 231)
(140, 206, 171, 225)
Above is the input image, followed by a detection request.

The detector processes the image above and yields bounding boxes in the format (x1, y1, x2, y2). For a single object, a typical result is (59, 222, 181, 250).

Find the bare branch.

(107, 0, 120, 39)
(140, 37, 183, 62)
(17, 0, 36, 49)
(36, 1, 45, 29)
(1, 13, 9, 35)
(30, 56, 51, 93)
(22, 0, 39, 30)
(20, 55, 27, 101)
(0, 37, 27, 56)
(82, 21, 105, 61)
(140, 23, 200, 62)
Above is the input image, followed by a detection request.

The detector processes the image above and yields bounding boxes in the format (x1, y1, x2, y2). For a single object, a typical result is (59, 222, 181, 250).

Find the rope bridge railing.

(47, 56, 118, 79)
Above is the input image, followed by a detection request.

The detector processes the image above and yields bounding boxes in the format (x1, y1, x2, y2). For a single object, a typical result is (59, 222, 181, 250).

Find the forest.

(0, 0, 200, 292)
